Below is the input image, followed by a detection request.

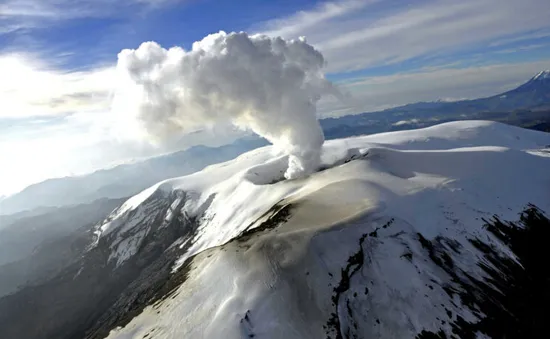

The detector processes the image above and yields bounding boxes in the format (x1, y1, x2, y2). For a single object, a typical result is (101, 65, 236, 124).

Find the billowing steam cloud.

(112, 31, 339, 179)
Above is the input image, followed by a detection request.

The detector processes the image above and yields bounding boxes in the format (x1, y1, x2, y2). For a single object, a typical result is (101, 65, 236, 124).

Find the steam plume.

(112, 31, 338, 179)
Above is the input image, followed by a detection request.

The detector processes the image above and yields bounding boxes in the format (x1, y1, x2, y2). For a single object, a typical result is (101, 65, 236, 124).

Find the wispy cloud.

(0, 0, 182, 29)
(0, 53, 115, 118)
(257, 0, 374, 38)
(495, 43, 548, 54)
(318, 59, 550, 115)
(256, 0, 550, 73)
(1, 0, 110, 21)
(489, 29, 550, 47)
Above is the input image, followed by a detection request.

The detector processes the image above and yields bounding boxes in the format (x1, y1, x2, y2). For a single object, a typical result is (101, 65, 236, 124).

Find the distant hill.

(0, 138, 267, 216)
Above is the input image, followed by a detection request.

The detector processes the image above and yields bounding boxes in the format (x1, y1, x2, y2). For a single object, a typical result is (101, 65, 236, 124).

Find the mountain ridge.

(1, 121, 549, 339)
(0, 138, 268, 216)
(382, 69, 550, 114)
(93, 120, 550, 339)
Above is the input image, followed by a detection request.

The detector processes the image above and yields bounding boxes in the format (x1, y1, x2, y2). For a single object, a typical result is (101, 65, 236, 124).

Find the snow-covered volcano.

(3, 121, 549, 339)
(89, 120, 550, 339)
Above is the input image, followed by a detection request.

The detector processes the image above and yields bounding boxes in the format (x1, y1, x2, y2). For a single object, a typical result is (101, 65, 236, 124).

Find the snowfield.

(97, 121, 550, 339)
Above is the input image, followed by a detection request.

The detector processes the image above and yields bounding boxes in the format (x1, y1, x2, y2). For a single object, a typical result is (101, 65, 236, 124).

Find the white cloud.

(489, 29, 550, 47)
(0, 54, 115, 118)
(393, 119, 419, 126)
(494, 43, 548, 54)
(0, 22, 26, 34)
(257, 0, 374, 39)
(0, 0, 182, 26)
(1, 0, 106, 20)
(327, 59, 550, 115)
(256, 0, 550, 73)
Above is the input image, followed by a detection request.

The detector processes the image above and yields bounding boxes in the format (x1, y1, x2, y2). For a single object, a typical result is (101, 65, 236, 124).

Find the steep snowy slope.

(94, 121, 549, 264)
(4, 120, 543, 339)
(91, 120, 550, 339)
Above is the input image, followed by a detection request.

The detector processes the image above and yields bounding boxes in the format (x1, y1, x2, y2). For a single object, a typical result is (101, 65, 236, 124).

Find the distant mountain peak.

(504, 69, 550, 98)
(532, 70, 550, 81)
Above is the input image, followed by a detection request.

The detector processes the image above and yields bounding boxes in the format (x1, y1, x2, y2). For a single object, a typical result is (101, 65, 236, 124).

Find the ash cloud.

(112, 31, 339, 179)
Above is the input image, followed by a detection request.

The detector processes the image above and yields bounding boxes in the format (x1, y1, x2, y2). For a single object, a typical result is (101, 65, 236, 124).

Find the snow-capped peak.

(99, 120, 550, 339)
(95, 120, 550, 271)
(532, 69, 550, 80)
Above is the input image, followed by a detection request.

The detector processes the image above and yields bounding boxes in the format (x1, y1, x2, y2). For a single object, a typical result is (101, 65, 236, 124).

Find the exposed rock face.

(0, 190, 196, 339)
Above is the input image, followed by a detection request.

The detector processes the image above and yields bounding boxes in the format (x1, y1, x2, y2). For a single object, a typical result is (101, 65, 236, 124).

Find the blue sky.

(1, 0, 550, 195)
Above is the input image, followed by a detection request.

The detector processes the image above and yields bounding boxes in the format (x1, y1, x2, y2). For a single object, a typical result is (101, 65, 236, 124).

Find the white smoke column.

(112, 31, 339, 179)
